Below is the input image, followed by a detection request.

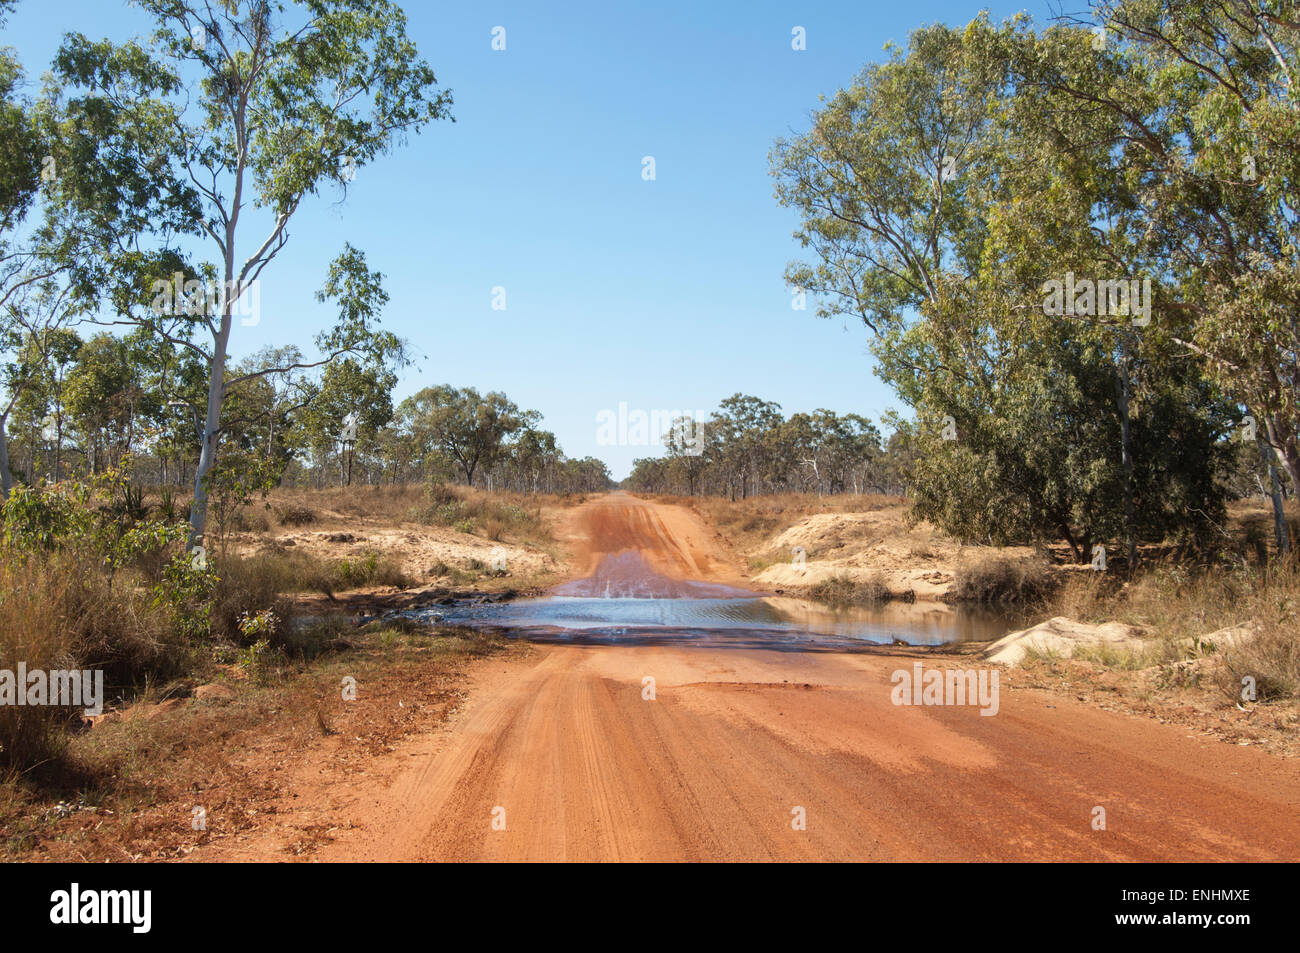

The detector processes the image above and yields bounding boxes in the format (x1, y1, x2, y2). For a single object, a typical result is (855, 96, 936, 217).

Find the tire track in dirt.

(224, 493, 1300, 862)
(302, 636, 1300, 861)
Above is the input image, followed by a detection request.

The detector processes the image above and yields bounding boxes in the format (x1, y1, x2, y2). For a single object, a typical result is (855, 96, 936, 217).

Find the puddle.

(401, 591, 1014, 648)
(397, 551, 1017, 648)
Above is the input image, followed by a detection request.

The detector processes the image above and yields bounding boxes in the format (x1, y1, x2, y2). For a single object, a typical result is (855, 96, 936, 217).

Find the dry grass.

(1219, 619, 1300, 703)
(264, 483, 554, 543)
(0, 551, 195, 774)
(806, 573, 890, 607)
(953, 554, 1057, 605)
(1042, 560, 1300, 703)
(1068, 641, 1162, 670)
(267, 483, 428, 523)
(211, 548, 412, 621)
(1049, 562, 1253, 639)
(398, 483, 553, 547)
(212, 484, 571, 595)
(144, 482, 562, 548)
(0, 622, 512, 860)
(272, 502, 318, 527)
(0, 544, 413, 777)
(0, 475, 560, 832)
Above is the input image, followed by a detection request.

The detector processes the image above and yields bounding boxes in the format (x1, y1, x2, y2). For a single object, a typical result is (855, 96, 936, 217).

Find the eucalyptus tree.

(63, 331, 150, 474)
(507, 426, 562, 493)
(772, 14, 1233, 559)
(293, 353, 398, 486)
(43, 0, 451, 543)
(0, 1, 87, 494)
(820, 411, 881, 494)
(1030, 1, 1300, 547)
(708, 394, 783, 499)
(663, 414, 707, 495)
(558, 457, 614, 494)
(0, 262, 92, 491)
(221, 344, 307, 473)
(9, 327, 82, 482)
(770, 17, 1010, 333)
(0, 1, 43, 280)
(624, 456, 671, 494)
(398, 386, 528, 487)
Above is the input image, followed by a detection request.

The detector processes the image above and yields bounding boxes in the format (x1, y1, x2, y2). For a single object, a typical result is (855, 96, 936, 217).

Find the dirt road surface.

(228, 493, 1300, 861)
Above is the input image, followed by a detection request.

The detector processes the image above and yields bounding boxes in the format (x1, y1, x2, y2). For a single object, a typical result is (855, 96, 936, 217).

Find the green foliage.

(154, 544, 216, 642)
(0, 481, 93, 551)
(0, 468, 217, 724)
(397, 385, 530, 486)
(0, 29, 43, 233)
(202, 448, 281, 556)
(625, 396, 887, 498)
(770, 10, 1245, 559)
(40, 0, 452, 539)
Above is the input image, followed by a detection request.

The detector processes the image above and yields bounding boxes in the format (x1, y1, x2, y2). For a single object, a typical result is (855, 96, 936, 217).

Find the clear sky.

(4, 0, 1051, 478)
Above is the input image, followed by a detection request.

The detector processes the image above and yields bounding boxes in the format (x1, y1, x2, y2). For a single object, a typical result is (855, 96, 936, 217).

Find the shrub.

(335, 551, 410, 590)
(0, 533, 202, 771)
(807, 573, 889, 607)
(953, 556, 1055, 605)
(405, 484, 551, 545)
(274, 503, 318, 527)
(220, 548, 410, 603)
(209, 554, 294, 645)
(1219, 620, 1300, 702)
(204, 451, 280, 555)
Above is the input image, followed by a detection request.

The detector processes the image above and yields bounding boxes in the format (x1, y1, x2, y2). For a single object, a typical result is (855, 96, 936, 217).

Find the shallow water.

(400, 549, 1017, 648)
(403, 593, 1015, 648)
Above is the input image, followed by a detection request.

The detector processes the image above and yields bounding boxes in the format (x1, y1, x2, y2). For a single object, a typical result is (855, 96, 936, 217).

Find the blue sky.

(5, 0, 1050, 478)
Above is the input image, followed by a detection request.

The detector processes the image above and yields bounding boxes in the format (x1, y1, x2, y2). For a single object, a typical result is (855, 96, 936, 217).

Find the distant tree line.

(4, 334, 612, 494)
(328, 383, 614, 493)
(621, 393, 912, 499)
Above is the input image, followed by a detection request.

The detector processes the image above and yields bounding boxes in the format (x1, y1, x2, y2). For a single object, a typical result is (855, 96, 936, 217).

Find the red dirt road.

(267, 494, 1300, 861)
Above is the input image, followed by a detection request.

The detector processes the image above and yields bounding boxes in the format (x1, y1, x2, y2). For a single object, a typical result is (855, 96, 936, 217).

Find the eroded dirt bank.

(197, 493, 1300, 862)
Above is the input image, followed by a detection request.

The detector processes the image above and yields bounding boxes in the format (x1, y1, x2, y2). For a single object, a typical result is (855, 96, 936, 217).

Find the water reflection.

(403, 593, 1013, 647)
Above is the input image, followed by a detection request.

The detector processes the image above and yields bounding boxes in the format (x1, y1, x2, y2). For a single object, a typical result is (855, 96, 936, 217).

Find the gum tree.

(1039, 0, 1300, 547)
(397, 386, 527, 487)
(0, 1, 85, 496)
(772, 15, 1233, 559)
(45, 0, 451, 544)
